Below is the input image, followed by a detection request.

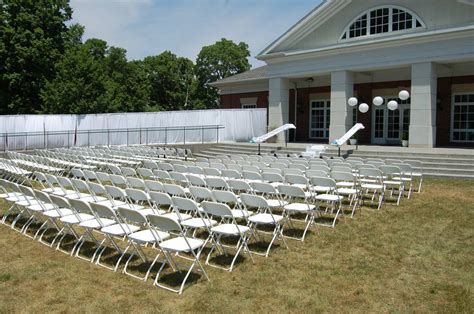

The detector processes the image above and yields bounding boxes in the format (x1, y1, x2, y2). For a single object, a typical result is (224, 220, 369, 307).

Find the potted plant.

(349, 135, 357, 145)
(401, 132, 409, 147)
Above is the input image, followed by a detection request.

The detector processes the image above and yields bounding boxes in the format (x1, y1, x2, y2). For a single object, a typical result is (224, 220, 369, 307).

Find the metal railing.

(0, 124, 225, 151)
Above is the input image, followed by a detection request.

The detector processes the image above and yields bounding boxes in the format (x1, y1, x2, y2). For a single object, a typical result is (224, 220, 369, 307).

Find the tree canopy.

(0, 1, 252, 115)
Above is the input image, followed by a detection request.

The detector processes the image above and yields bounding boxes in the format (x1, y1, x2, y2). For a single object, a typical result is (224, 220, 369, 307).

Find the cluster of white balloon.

(348, 90, 410, 113)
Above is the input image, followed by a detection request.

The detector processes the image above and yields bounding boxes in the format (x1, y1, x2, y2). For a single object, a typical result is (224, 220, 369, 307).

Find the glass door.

(309, 100, 330, 140)
(371, 96, 410, 144)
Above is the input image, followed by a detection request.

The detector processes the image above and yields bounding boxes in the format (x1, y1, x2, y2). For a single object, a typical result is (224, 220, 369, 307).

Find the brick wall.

(219, 76, 474, 146)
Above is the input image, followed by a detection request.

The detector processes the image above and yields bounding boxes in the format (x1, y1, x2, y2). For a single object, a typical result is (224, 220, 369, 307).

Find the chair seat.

(120, 203, 145, 211)
(211, 224, 250, 236)
(42, 208, 73, 218)
(336, 188, 358, 195)
(101, 223, 140, 236)
(0, 192, 22, 199)
(249, 213, 284, 225)
(315, 194, 343, 202)
(79, 217, 116, 229)
(159, 237, 205, 253)
(60, 213, 95, 224)
(161, 212, 192, 222)
(128, 229, 170, 243)
(137, 207, 166, 216)
(384, 180, 402, 186)
(181, 218, 217, 229)
(41, 187, 63, 194)
(361, 183, 384, 190)
(411, 172, 422, 177)
(267, 199, 288, 208)
(392, 177, 412, 182)
(95, 199, 127, 208)
(284, 203, 316, 212)
(16, 199, 40, 207)
(28, 203, 55, 212)
(231, 209, 253, 218)
(51, 189, 76, 197)
(336, 181, 354, 188)
(311, 186, 332, 193)
(291, 183, 307, 190)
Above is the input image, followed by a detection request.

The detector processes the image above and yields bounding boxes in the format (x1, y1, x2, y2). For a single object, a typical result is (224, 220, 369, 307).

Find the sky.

(69, 0, 322, 68)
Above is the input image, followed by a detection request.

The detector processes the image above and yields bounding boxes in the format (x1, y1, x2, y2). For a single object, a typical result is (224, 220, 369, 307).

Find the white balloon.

(373, 96, 384, 106)
(358, 103, 369, 113)
(399, 90, 410, 100)
(387, 100, 398, 111)
(348, 97, 358, 107)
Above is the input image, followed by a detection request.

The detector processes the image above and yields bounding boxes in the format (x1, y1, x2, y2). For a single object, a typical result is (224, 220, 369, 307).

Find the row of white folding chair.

(7, 151, 64, 174)
(0, 180, 208, 294)
(0, 158, 32, 184)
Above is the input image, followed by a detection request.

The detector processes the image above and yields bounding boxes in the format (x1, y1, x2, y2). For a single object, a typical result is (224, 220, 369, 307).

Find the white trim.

(451, 92, 474, 143)
(258, 0, 351, 56)
(339, 5, 425, 42)
(258, 25, 474, 62)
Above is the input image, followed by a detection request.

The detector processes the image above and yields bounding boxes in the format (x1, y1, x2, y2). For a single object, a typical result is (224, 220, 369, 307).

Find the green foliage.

(195, 38, 251, 108)
(0, 0, 72, 114)
(0, 1, 251, 114)
(141, 51, 195, 111)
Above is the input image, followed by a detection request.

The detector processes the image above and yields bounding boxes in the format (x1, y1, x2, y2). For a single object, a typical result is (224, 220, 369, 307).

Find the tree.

(0, 0, 72, 114)
(141, 51, 195, 111)
(195, 38, 251, 108)
(41, 38, 150, 114)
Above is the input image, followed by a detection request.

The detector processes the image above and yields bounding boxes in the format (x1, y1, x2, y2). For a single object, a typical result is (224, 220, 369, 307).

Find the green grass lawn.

(0, 178, 473, 312)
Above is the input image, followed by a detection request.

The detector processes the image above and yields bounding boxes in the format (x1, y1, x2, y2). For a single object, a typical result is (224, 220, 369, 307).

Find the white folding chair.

(201, 201, 254, 271)
(240, 193, 287, 257)
(149, 215, 210, 294)
(311, 176, 343, 228)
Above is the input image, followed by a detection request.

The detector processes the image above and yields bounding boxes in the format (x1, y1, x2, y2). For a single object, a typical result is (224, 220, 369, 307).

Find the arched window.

(340, 6, 424, 40)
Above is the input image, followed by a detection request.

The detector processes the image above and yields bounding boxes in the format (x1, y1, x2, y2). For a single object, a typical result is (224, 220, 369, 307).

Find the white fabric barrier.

(0, 109, 267, 150)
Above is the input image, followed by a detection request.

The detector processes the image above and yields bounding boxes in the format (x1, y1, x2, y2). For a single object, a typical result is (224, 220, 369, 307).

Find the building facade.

(211, 0, 474, 147)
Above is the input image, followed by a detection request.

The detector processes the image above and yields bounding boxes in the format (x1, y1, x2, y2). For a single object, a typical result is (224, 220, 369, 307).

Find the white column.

(268, 77, 290, 143)
(410, 62, 437, 147)
(329, 71, 353, 142)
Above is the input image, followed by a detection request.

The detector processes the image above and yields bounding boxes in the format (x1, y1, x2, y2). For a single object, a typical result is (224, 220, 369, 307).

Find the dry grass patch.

(0, 178, 473, 312)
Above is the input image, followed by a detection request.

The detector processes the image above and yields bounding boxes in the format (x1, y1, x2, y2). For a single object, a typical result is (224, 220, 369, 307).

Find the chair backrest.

(227, 179, 252, 193)
(306, 169, 328, 178)
(149, 191, 173, 208)
(203, 167, 221, 177)
(88, 181, 107, 195)
(262, 168, 282, 175)
(270, 162, 287, 170)
(49, 194, 71, 209)
(126, 188, 150, 202)
(69, 198, 93, 215)
(379, 165, 401, 176)
(83, 169, 97, 181)
(71, 178, 90, 191)
(173, 164, 189, 173)
(170, 171, 188, 184)
(70, 169, 85, 179)
(277, 184, 306, 199)
(105, 185, 127, 199)
(137, 168, 154, 179)
(240, 193, 269, 209)
(117, 207, 147, 225)
(90, 202, 116, 219)
(189, 186, 214, 201)
(242, 165, 260, 173)
(153, 169, 171, 181)
(185, 174, 206, 187)
(262, 172, 284, 183)
(34, 189, 53, 205)
(393, 163, 412, 175)
(385, 159, 403, 165)
(187, 166, 204, 175)
(163, 183, 187, 196)
(226, 164, 242, 172)
(283, 168, 304, 176)
(212, 190, 239, 204)
(145, 179, 164, 192)
(404, 160, 422, 172)
(110, 174, 127, 186)
(210, 162, 226, 170)
(250, 181, 277, 195)
(108, 164, 122, 175)
(96, 172, 111, 184)
(289, 164, 307, 171)
(205, 177, 228, 190)
(221, 169, 241, 179)
(147, 214, 181, 233)
(143, 160, 159, 170)
(172, 196, 200, 213)
(310, 176, 337, 189)
(331, 165, 352, 173)
(358, 168, 384, 179)
(201, 201, 233, 218)
(285, 174, 308, 185)
(309, 164, 330, 172)
(158, 163, 174, 172)
(242, 171, 262, 181)
(57, 176, 73, 189)
(330, 171, 354, 182)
